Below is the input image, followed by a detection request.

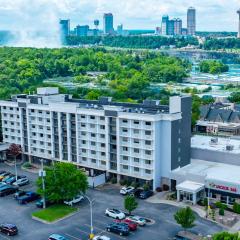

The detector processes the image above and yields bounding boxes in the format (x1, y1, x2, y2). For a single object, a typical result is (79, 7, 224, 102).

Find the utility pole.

(14, 156, 18, 180)
(85, 195, 94, 240)
(39, 159, 46, 209)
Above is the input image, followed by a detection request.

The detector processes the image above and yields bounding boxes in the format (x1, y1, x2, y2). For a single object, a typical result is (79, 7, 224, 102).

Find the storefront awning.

(176, 181, 205, 194)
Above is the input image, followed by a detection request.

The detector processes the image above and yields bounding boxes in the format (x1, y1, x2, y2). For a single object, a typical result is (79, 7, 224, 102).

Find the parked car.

(13, 177, 29, 186)
(0, 223, 18, 236)
(106, 223, 129, 236)
(0, 185, 18, 197)
(120, 186, 135, 195)
(125, 216, 146, 226)
(131, 188, 144, 198)
(17, 191, 40, 204)
(3, 175, 17, 185)
(0, 182, 7, 189)
(48, 234, 68, 240)
(115, 219, 137, 231)
(14, 190, 26, 199)
(0, 171, 6, 175)
(36, 198, 53, 208)
(105, 208, 125, 220)
(64, 195, 84, 206)
(0, 172, 11, 181)
(93, 236, 111, 240)
(139, 190, 154, 199)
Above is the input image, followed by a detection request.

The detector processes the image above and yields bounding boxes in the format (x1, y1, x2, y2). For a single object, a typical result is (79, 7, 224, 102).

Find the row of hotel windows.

(122, 138, 152, 145)
(3, 121, 20, 126)
(122, 165, 152, 174)
(122, 156, 152, 165)
(81, 149, 106, 156)
(121, 119, 152, 126)
(80, 123, 105, 130)
(122, 147, 152, 155)
(121, 128, 152, 136)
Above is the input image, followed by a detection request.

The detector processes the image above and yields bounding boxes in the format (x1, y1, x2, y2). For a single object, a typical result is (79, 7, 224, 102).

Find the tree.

(36, 162, 88, 203)
(124, 195, 138, 215)
(213, 232, 240, 240)
(8, 144, 22, 179)
(174, 207, 196, 232)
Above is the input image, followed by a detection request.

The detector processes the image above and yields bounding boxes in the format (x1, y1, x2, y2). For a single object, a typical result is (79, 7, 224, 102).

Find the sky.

(0, 0, 239, 32)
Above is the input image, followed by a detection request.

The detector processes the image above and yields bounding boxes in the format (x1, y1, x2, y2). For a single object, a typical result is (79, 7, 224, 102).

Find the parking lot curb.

(32, 209, 80, 225)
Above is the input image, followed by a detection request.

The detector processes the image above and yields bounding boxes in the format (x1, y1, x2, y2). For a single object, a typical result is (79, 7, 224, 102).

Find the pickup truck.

(17, 191, 40, 204)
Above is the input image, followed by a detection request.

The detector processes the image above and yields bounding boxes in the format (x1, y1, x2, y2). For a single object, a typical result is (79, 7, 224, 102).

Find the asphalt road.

(0, 163, 224, 240)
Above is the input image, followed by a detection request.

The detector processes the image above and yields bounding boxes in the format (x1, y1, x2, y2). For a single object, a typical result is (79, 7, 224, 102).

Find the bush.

(219, 208, 225, 216)
(162, 184, 170, 191)
(143, 183, 150, 191)
(215, 201, 227, 210)
(233, 202, 240, 214)
(131, 181, 140, 189)
(119, 179, 127, 186)
(22, 162, 33, 169)
(156, 187, 162, 192)
(111, 177, 117, 184)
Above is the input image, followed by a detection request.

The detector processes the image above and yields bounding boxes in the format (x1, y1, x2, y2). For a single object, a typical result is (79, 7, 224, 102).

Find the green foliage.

(110, 177, 117, 184)
(233, 202, 240, 214)
(199, 60, 229, 74)
(124, 195, 138, 215)
(143, 183, 150, 191)
(203, 38, 240, 50)
(174, 207, 196, 230)
(228, 92, 240, 103)
(66, 36, 199, 49)
(219, 208, 225, 216)
(0, 47, 189, 102)
(215, 202, 227, 210)
(212, 232, 240, 240)
(36, 162, 88, 203)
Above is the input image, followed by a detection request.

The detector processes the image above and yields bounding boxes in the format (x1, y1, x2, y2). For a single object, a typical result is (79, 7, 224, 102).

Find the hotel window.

(145, 169, 151, 174)
(123, 147, 128, 151)
(145, 121, 151, 126)
(100, 116, 105, 121)
(91, 159, 96, 163)
(134, 158, 140, 163)
(145, 131, 151, 136)
(100, 125, 105, 130)
(91, 142, 96, 146)
(91, 133, 96, 138)
(122, 119, 128, 123)
(134, 167, 139, 172)
(123, 156, 128, 161)
(90, 116, 95, 120)
(123, 165, 128, 170)
(101, 152, 106, 156)
(145, 140, 151, 145)
(91, 150, 96, 155)
(122, 137, 128, 142)
(134, 148, 140, 153)
(145, 150, 151, 155)
(81, 115, 86, 119)
(133, 129, 139, 134)
(133, 120, 140, 125)
(90, 124, 95, 128)
(145, 160, 151, 165)
(101, 143, 105, 148)
(133, 139, 140, 144)
(82, 149, 87, 153)
(100, 134, 105, 139)
(82, 140, 86, 144)
(101, 161, 106, 165)
(122, 128, 128, 133)
(82, 157, 87, 161)
(81, 123, 86, 127)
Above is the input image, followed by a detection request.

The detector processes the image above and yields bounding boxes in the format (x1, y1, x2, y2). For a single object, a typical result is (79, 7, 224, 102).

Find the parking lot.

(0, 163, 224, 240)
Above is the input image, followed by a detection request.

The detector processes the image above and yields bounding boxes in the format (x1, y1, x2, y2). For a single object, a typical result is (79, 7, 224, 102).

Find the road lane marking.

(75, 228, 90, 236)
(65, 233, 82, 240)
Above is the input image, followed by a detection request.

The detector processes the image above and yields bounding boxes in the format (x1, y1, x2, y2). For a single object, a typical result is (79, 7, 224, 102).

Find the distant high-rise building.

(117, 24, 123, 35)
(94, 19, 100, 29)
(75, 25, 89, 37)
(59, 19, 70, 39)
(168, 20, 175, 35)
(103, 13, 114, 34)
(161, 15, 169, 35)
(237, 9, 240, 38)
(187, 7, 196, 35)
(174, 18, 182, 35)
(155, 27, 161, 35)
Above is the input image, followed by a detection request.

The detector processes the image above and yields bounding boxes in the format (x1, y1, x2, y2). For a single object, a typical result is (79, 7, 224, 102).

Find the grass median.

(32, 204, 78, 223)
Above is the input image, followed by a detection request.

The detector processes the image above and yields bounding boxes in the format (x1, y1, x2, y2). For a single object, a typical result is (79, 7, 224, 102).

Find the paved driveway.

(0, 163, 224, 240)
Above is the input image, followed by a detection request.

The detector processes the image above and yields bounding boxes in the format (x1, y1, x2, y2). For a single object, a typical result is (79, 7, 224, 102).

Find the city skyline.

(0, 0, 239, 32)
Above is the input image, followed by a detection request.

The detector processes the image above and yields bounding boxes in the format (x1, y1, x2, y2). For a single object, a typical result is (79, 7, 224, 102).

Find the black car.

(131, 188, 144, 198)
(17, 191, 40, 204)
(0, 186, 18, 197)
(106, 223, 129, 236)
(139, 190, 154, 199)
(0, 224, 18, 236)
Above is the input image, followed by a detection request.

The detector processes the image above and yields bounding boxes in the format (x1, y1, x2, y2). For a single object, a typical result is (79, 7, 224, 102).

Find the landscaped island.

(199, 60, 229, 74)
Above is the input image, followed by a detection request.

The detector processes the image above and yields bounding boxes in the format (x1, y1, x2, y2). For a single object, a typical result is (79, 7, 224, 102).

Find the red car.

(115, 219, 137, 231)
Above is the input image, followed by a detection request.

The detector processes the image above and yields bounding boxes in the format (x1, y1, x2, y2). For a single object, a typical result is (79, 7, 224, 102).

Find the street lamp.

(84, 195, 94, 239)
(39, 159, 46, 209)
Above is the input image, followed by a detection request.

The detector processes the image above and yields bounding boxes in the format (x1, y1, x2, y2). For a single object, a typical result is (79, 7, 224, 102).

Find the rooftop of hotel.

(172, 159, 240, 186)
(191, 135, 240, 154)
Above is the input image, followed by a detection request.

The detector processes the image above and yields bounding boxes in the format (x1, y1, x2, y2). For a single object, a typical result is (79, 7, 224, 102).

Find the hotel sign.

(208, 182, 237, 193)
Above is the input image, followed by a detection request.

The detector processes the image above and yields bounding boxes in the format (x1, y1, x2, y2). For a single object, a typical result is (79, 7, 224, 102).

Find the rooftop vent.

(226, 145, 234, 151)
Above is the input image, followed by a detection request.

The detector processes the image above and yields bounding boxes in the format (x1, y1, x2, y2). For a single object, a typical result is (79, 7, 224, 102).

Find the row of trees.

(202, 38, 240, 50)
(199, 60, 229, 75)
(0, 47, 190, 102)
(66, 36, 199, 49)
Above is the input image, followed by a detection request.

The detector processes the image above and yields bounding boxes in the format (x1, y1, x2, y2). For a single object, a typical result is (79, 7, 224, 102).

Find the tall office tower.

(0, 88, 192, 190)
(174, 18, 182, 35)
(75, 25, 90, 37)
(103, 13, 114, 34)
(117, 24, 123, 35)
(161, 15, 169, 35)
(168, 20, 175, 36)
(59, 19, 70, 38)
(187, 7, 196, 35)
(94, 19, 100, 29)
(237, 9, 240, 38)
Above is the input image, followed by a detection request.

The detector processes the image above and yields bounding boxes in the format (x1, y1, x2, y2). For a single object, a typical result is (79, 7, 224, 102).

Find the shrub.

(215, 201, 227, 210)
(22, 162, 32, 169)
(119, 179, 127, 186)
(111, 177, 117, 184)
(233, 202, 240, 214)
(143, 183, 150, 191)
(156, 187, 162, 192)
(131, 181, 140, 189)
(219, 208, 225, 216)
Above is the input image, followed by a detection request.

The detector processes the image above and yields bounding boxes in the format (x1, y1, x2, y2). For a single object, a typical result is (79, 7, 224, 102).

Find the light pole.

(14, 156, 18, 180)
(85, 195, 94, 239)
(39, 159, 46, 209)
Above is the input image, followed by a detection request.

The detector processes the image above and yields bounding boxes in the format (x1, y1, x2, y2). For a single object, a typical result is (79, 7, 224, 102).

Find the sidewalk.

(229, 220, 240, 233)
(146, 192, 206, 218)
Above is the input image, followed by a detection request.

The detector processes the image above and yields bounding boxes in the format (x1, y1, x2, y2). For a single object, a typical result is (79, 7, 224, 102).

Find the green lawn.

(32, 204, 77, 222)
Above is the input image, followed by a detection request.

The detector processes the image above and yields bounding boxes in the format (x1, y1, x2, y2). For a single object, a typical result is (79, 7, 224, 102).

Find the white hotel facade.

(0, 88, 192, 189)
